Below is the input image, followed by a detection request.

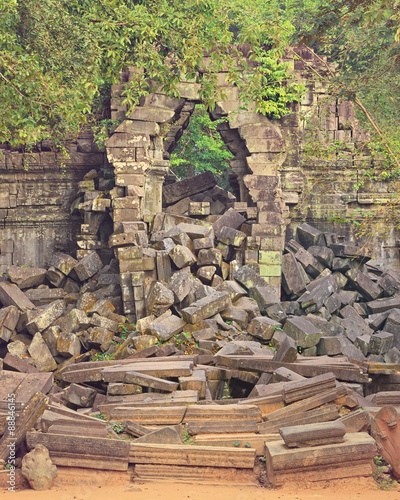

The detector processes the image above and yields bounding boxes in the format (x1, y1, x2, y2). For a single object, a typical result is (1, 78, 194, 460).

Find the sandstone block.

(21, 445, 57, 491)
(248, 317, 281, 341)
(284, 317, 322, 348)
(50, 253, 78, 276)
(150, 315, 186, 341)
(26, 300, 66, 335)
(28, 333, 57, 371)
(212, 208, 246, 238)
(146, 282, 175, 316)
(7, 266, 47, 289)
(169, 245, 196, 269)
(0, 281, 35, 311)
(72, 251, 103, 281)
(182, 292, 231, 324)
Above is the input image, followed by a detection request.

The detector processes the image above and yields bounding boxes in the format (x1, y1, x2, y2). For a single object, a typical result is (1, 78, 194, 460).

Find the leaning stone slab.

(169, 245, 196, 269)
(7, 266, 47, 289)
(281, 253, 307, 296)
(182, 292, 231, 324)
(233, 265, 271, 290)
(168, 270, 194, 302)
(0, 281, 35, 311)
(50, 253, 78, 276)
(163, 171, 217, 206)
(72, 251, 103, 281)
(345, 268, 383, 301)
(218, 227, 247, 247)
(212, 208, 246, 238)
(0, 305, 19, 342)
(248, 286, 280, 314)
(368, 296, 400, 314)
(28, 333, 57, 371)
(26, 300, 66, 335)
(146, 282, 175, 317)
(248, 317, 281, 341)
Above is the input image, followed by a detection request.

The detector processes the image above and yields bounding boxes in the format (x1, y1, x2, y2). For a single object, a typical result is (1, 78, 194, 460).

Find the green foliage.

(170, 104, 234, 189)
(111, 422, 125, 434)
(0, 0, 301, 146)
(91, 413, 107, 421)
(90, 351, 114, 361)
(373, 456, 398, 490)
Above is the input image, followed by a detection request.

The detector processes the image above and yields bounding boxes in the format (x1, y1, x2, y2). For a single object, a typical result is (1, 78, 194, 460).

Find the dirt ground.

(2, 477, 400, 500)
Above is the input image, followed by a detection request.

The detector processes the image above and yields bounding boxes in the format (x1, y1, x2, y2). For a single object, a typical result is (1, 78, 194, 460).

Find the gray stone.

(0, 305, 19, 342)
(234, 265, 271, 291)
(338, 334, 366, 362)
(265, 303, 287, 323)
(306, 314, 344, 337)
(317, 336, 342, 355)
(0, 281, 35, 312)
(283, 317, 322, 348)
(383, 347, 400, 364)
(308, 245, 334, 268)
(295, 248, 325, 278)
(21, 444, 58, 491)
(368, 296, 400, 314)
(62, 308, 91, 334)
(7, 339, 28, 358)
(176, 223, 214, 240)
(345, 268, 383, 301)
(217, 280, 247, 302)
(42, 326, 61, 357)
(163, 171, 216, 205)
(65, 383, 97, 407)
(89, 327, 114, 349)
(218, 226, 247, 247)
(220, 306, 249, 329)
(197, 249, 222, 268)
(296, 223, 326, 249)
(248, 286, 280, 314)
(135, 426, 182, 445)
(233, 296, 261, 320)
(212, 208, 246, 238)
(369, 332, 394, 355)
(298, 274, 339, 312)
(354, 335, 371, 356)
(28, 332, 57, 371)
(281, 252, 307, 296)
(324, 293, 341, 314)
(168, 270, 194, 302)
(57, 331, 81, 357)
(73, 251, 103, 281)
(50, 253, 78, 275)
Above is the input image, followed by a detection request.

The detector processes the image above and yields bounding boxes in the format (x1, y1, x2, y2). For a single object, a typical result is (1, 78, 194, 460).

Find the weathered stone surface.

(50, 253, 78, 276)
(369, 332, 394, 354)
(28, 333, 57, 371)
(7, 266, 47, 289)
(182, 292, 231, 324)
(169, 245, 196, 269)
(72, 251, 103, 281)
(248, 286, 280, 313)
(0, 281, 35, 311)
(296, 223, 326, 249)
(65, 383, 97, 407)
(308, 245, 334, 268)
(218, 227, 247, 247)
(163, 171, 217, 206)
(281, 253, 307, 296)
(345, 268, 383, 301)
(284, 317, 322, 348)
(212, 208, 246, 238)
(26, 300, 66, 335)
(57, 332, 81, 357)
(62, 308, 91, 334)
(248, 316, 281, 341)
(135, 426, 182, 445)
(316, 336, 342, 355)
(89, 327, 114, 348)
(368, 296, 400, 314)
(197, 266, 216, 284)
(21, 444, 58, 491)
(146, 282, 175, 316)
(0, 305, 19, 342)
(150, 315, 186, 341)
(220, 306, 249, 329)
(197, 249, 222, 268)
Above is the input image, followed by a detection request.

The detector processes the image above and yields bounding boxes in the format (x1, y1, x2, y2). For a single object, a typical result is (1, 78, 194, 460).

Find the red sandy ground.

(2, 477, 400, 500)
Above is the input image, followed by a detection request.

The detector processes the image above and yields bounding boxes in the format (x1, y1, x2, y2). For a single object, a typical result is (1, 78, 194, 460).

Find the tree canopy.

(0, 0, 299, 147)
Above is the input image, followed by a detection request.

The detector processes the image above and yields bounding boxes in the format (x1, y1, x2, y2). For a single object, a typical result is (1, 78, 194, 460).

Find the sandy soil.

(2, 477, 400, 500)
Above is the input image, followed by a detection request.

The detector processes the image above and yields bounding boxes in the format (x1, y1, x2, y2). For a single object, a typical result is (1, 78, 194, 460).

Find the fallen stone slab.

(182, 291, 231, 324)
(296, 223, 326, 249)
(28, 333, 57, 372)
(7, 266, 47, 289)
(345, 268, 383, 301)
(26, 300, 66, 335)
(0, 305, 19, 342)
(212, 208, 246, 238)
(0, 281, 35, 311)
(72, 251, 103, 281)
(283, 316, 322, 348)
(281, 253, 307, 296)
(150, 314, 186, 341)
(163, 171, 217, 206)
(279, 421, 347, 448)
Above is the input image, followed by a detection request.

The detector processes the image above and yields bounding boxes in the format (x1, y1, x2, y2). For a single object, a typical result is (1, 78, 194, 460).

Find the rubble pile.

(2, 171, 400, 488)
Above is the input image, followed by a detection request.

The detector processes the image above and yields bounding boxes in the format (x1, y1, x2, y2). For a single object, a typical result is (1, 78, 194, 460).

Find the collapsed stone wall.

(0, 134, 106, 271)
